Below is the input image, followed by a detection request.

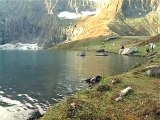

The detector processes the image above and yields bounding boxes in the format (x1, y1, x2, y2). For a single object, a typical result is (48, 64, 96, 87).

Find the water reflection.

(0, 50, 146, 119)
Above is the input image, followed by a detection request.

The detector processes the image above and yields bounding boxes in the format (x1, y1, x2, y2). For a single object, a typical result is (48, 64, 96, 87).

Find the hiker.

(146, 48, 150, 54)
(121, 45, 124, 49)
(150, 43, 156, 52)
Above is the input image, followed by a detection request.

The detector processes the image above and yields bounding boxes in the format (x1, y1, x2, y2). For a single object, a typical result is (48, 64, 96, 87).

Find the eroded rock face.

(67, 0, 160, 40)
(0, 0, 65, 48)
(122, 0, 159, 18)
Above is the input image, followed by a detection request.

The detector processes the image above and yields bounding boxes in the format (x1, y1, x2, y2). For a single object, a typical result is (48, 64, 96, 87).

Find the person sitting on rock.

(146, 48, 150, 54)
(121, 45, 124, 49)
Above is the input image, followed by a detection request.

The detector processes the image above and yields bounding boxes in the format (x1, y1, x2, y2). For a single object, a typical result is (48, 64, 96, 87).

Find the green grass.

(53, 36, 149, 54)
(42, 36, 160, 120)
(41, 65, 160, 120)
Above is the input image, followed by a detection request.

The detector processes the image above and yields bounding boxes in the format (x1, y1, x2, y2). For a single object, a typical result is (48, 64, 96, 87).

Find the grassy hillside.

(67, 0, 160, 41)
(54, 36, 150, 53)
(43, 35, 160, 120)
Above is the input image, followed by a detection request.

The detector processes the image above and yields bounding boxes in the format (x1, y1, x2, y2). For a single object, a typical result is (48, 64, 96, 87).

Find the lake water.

(0, 50, 146, 120)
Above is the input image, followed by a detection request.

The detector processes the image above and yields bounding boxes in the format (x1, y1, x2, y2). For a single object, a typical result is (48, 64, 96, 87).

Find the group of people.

(146, 43, 156, 54)
(120, 42, 156, 55)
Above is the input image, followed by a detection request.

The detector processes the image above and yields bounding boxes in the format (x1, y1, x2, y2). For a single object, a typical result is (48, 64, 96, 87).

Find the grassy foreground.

(42, 36, 160, 120)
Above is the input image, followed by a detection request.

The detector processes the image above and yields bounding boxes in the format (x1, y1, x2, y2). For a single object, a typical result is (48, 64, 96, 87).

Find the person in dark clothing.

(121, 45, 124, 49)
(146, 48, 150, 53)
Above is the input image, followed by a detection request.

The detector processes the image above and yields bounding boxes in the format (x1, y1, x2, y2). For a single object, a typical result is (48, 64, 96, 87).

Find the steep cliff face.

(67, 0, 160, 41)
(0, 0, 66, 48)
(0, 0, 99, 47)
(119, 0, 160, 36)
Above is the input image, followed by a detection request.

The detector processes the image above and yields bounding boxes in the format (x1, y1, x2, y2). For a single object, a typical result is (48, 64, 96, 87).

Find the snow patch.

(58, 10, 98, 19)
(0, 43, 42, 50)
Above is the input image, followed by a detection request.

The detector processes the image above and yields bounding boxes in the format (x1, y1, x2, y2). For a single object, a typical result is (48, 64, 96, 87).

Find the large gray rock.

(27, 109, 43, 120)
(120, 47, 138, 55)
(146, 68, 160, 77)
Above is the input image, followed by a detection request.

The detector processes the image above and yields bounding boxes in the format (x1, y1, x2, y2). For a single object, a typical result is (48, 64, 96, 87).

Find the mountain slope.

(0, 0, 159, 47)
(0, 0, 98, 47)
(0, 0, 64, 47)
(67, 0, 160, 41)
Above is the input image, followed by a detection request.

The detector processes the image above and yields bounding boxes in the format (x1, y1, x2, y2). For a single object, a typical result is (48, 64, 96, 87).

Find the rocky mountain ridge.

(0, 0, 160, 48)
(66, 0, 160, 41)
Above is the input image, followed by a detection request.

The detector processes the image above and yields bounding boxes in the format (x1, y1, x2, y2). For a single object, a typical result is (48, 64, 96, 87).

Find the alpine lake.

(0, 50, 147, 120)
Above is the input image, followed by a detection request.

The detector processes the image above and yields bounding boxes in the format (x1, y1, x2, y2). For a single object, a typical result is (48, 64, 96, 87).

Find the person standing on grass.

(150, 43, 156, 52)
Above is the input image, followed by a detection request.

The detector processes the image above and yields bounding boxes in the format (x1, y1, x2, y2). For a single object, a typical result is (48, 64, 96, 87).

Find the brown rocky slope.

(67, 0, 160, 41)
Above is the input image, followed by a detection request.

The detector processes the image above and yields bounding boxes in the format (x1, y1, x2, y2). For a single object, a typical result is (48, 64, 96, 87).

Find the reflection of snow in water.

(0, 43, 42, 50)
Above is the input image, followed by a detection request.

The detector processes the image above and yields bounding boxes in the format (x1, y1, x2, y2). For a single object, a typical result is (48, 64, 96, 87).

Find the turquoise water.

(0, 50, 146, 119)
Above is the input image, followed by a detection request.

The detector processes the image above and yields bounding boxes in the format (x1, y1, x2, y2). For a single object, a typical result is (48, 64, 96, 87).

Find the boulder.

(115, 96, 123, 102)
(27, 109, 43, 120)
(146, 68, 160, 77)
(141, 65, 160, 72)
(80, 51, 86, 56)
(141, 64, 160, 77)
(119, 86, 132, 96)
(83, 76, 102, 87)
(96, 49, 106, 53)
(119, 49, 124, 54)
(120, 47, 138, 55)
